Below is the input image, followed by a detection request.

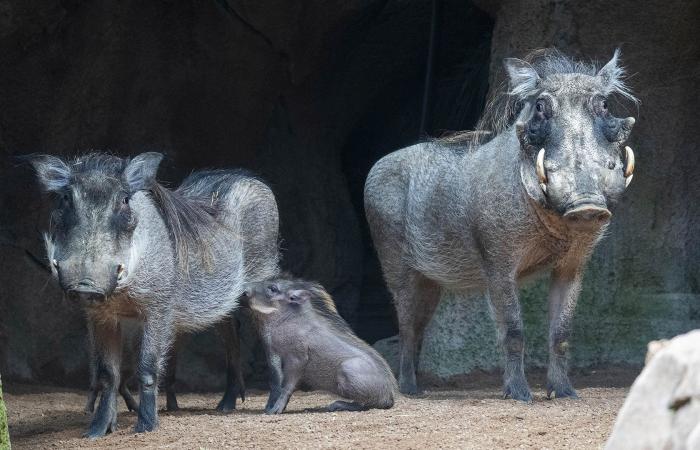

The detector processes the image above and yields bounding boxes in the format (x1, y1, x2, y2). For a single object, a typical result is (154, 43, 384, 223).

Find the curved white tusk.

(624, 146, 635, 178)
(625, 174, 633, 187)
(536, 148, 547, 194)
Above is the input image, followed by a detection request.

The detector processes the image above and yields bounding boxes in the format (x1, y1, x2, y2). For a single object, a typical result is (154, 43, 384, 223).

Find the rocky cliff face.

(0, 0, 697, 390)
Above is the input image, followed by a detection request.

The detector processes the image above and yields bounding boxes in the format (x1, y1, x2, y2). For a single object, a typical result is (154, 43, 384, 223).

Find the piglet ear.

(29, 154, 71, 192)
(123, 152, 163, 192)
(287, 290, 309, 305)
(503, 58, 540, 98)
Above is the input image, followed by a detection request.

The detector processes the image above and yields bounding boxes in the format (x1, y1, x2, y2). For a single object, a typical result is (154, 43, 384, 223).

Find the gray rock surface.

(605, 330, 700, 450)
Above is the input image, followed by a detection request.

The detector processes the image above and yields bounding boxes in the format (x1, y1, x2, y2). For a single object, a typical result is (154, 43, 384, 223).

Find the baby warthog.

(31, 152, 279, 437)
(244, 277, 397, 413)
(365, 49, 637, 401)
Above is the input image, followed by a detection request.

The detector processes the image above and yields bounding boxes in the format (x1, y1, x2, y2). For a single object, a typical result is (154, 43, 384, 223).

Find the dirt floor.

(5, 368, 637, 449)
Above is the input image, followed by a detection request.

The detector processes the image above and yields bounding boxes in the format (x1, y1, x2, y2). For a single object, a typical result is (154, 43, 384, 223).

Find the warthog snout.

(563, 204, 612, 223)
(67, 279, 106, 302)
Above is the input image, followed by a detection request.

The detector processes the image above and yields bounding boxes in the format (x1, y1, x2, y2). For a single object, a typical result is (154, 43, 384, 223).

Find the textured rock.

(605, 330, 700, 450)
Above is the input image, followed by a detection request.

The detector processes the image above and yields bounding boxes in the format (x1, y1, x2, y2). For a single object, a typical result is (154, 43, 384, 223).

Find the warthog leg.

(546, 268, 582, 399)
(216, 314, 245, 412)
(163, 346, 179, 411)
(486, 275, 532, 403)
(134, 314, 173, 433)
(264, 349, 283, 412)
(265, 352, 306, 415)
(394, 271, 441, 395)
(84, 318, 122, 439)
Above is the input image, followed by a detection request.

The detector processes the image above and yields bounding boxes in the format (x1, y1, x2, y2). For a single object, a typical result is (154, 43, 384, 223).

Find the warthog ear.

(29, 154, 71, 192)
(597, 49, 622, 89)
(597, 49, 637, 103)
(286, 290, 310, 305)
(123, 152, 163, 192)
(504, 58, 540, 98)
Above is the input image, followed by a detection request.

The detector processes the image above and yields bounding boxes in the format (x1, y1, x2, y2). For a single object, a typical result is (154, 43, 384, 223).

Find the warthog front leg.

(265, 353, 306, 415)
(394, 272, 441, 395)
(264, 349, 283, 413)
(134, 315, 173, 433)
(546, 268, 582, 399)
(216, 315, 245, 412)
(487, 276, 532, 403)
(84, 318, 122, 439)
(163, 346, 179, 411)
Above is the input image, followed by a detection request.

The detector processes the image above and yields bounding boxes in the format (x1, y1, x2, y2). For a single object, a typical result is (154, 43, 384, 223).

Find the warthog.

(31, 152, 279, 436)
(243, 276, 397, 413)
(365, 49, 637, 401)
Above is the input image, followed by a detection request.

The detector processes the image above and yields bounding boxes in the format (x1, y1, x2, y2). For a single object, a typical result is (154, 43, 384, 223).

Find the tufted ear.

(29, 154, 72, 192)
(504, 58, 540, 98)
(597, 49, 623, 89)
(123, 152, 163, 192)
(597, 49, 637, 102)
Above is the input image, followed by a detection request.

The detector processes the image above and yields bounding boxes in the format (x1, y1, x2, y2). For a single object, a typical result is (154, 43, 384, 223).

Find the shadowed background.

(0, 0, 697, 391)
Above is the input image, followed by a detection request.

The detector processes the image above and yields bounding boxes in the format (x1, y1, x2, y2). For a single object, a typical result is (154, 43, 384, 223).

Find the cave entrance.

(341, 2, 494, 343)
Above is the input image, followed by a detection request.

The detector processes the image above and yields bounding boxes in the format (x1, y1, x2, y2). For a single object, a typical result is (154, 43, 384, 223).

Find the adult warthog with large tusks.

(30, 152, 279, 437)
(364, 49, 637, 401)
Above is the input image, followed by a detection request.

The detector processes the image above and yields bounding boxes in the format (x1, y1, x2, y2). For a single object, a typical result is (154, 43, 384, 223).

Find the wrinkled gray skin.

(31, 152, 279, 437)
(364, 50, 637, 401)
(244, 277, 397, 413)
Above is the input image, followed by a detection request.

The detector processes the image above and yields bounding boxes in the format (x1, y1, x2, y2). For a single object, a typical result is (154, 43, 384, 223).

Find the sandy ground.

(5, 369, 636, 449)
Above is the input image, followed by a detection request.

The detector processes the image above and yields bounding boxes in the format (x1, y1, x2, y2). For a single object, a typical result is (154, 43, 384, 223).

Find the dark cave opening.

(341, 2, 494, 343)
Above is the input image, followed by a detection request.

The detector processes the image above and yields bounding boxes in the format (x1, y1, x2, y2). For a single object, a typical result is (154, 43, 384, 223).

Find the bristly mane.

(439, 48, 638, 150)
(149, 182, 216, 267)
(68, 153, 217, 267)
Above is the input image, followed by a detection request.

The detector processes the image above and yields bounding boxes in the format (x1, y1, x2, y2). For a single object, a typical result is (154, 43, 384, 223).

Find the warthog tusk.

(624, 146, 635, 178)
(625, 174, 634, 188)
(52, 259, 58, 270)
(536, 148, 547, 192)
(117, 263, 126, 280)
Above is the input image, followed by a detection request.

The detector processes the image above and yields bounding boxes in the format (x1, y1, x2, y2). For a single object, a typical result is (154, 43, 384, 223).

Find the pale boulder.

(606, 330, 700, 450)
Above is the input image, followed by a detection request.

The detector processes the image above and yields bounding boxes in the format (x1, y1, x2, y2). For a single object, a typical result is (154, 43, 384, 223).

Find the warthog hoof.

(398, 378, 420, 395)
(265, 400, 287, 415)
(546, 381, 579, 399)
(166, 393, 179, 412)
(327, 401, 366, 412)
(216, 385, 245, 413)
(503, 379, 533, 403)
(83, 411, 118, 439)
(133, 418, 158, 433)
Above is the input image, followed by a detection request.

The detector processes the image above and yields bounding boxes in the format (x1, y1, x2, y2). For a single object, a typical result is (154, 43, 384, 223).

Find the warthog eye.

(267, 284, 280, 295)
(593, 96, 609, 117)
(122, 195, 129, 205)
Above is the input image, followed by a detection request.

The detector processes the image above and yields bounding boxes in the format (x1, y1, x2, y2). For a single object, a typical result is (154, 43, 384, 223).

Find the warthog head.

(31, 152, 165, 302)
(507, 49, 637, 228)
